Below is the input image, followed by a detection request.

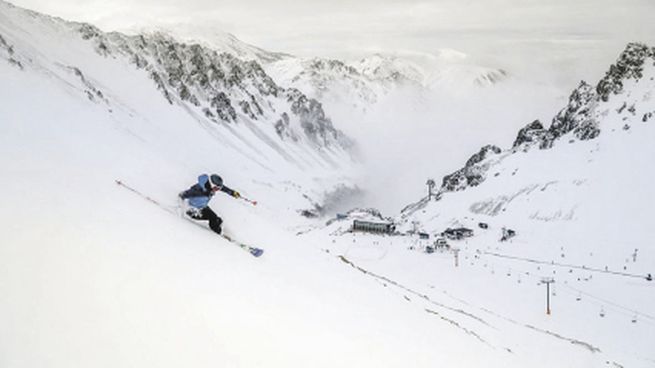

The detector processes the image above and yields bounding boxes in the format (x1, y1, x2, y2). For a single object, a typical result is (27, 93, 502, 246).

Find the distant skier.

(179, 174, 240, 235)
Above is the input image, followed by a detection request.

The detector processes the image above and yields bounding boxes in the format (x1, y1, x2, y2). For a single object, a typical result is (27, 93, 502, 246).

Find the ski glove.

(233, 191, 241, 199)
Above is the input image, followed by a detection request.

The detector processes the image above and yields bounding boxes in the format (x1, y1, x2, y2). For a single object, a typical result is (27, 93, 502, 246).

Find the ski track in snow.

(336, 252, 606, 357)
(337, 255, 496, 329)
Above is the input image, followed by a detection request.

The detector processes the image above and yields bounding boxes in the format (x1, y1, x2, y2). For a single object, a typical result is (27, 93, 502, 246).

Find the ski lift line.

(560, 284, 655, 322)
(556, 287, 655, 324)
(487, 256, 655, 324)
(454, 248, 529, 278)
(455, 246, 610, 283)
(460, 247, 591, 283)
(560, 288, 655, 326)
(457, 248, 555, 280)
(449, 249, 655, 325)
(482, 258, 652, 318)
(486, 252, 654, 322)
(482, 251, 649, 280)
(474, 253, 595, 285)
(456, 249, 646, 309)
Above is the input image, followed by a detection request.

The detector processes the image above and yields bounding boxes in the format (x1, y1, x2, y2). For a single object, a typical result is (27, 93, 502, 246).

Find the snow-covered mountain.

(303, 42, 655, 367)
(398, 43, 655, 249)
(355, 54, 425, 86)
(4, 1, 352, 160)
(0, 0, 359, 215)
(265, 51, 510, 114)
(123, 24, 292, 63)
(369, 42, 655, 365)
(2, 1, 654, 367)
(427, 64, 509, 90)
(121, 24, 510, 113)
(404, 42, 655, 209)
(264, 57, 381, 114)
(81, 29, 351, 155)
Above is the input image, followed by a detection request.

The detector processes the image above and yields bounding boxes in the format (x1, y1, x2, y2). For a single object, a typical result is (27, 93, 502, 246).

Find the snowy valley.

(309, 42, 655, 367)
(1, 1, 654, 367)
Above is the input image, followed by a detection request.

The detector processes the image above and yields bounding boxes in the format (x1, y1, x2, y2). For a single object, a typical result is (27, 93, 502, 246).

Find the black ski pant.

(187, 207, 223, 234)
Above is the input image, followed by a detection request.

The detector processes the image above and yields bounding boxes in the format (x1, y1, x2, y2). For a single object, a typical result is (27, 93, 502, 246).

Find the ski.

(222, 234, 264, 257)
(115, 179, 264, 257)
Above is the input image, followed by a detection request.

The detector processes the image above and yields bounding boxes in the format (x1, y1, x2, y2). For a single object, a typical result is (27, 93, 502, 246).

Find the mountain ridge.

(403, 42, 655, 209)
(0, 0, 355, 176)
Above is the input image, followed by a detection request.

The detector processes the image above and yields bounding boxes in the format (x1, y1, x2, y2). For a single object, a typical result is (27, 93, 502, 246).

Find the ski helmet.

(210, 174, 223, 188)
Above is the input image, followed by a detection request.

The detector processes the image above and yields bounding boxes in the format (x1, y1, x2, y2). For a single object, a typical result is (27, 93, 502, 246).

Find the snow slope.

(0, 2, 517, 367)
(0, 0, 358, 217)
(2, 1, 654, 367)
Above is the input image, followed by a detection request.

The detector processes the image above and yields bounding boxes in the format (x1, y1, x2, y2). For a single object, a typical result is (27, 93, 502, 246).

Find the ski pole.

(115, 179, 176, 214)
(241, 196, 257, 206)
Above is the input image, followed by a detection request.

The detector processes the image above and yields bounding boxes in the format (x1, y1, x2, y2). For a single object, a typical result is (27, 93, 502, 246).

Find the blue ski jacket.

(179, 174, 237, 209)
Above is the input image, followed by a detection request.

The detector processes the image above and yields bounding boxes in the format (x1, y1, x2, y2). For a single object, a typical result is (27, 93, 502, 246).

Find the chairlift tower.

(426, 179, 436, 200)
(453, 248, 460, 267)
(541, 277, 555, 315)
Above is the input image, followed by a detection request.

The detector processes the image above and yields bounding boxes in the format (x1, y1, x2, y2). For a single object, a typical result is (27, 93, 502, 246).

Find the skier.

(179, 174, 240, 235)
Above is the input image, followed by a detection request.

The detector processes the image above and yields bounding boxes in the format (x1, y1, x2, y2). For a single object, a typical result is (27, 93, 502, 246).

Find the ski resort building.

(352, 220, 396, 234)
(441, 227, 474, 240)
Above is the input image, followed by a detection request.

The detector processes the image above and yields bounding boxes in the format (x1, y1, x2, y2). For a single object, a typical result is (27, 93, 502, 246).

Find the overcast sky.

(10, 0, 655, 84)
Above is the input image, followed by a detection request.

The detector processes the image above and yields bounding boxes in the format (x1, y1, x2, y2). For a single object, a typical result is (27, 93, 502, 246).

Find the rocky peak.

(465, 144, 503, 167)
(434, 43, 654, 198)
(401, 42, 655, 221)
(596, 42, 655, 102)
(512, 120, 545, 148)
(493, 43, 654, 154)
(357, 54, 424, 85)
(307, 58, 359, 76)
(293, 57, 367, 95)
(285, 88, 351, 148)
(510, 79, 601, 151)
(441, 145, 502, 193)
(541, 80, 600, 147)
(474, 69, 509, 87)
(71, 25, 351, 151)
(0, 32, 23, 69)
(126, 25, 292, 64)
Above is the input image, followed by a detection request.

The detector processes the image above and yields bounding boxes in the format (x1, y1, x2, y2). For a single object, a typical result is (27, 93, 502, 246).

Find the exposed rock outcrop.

(73, 27, 352, 151)
(596, 43, 655, 102)
(441, 145, 502, 192)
